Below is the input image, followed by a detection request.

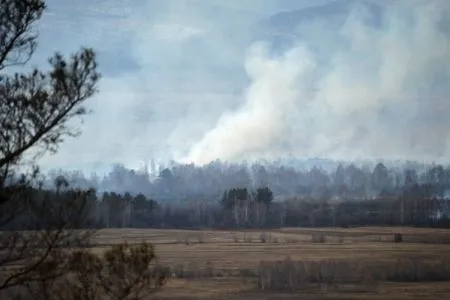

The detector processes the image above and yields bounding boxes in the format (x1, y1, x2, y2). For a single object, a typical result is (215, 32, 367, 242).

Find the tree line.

(46, 161, 450, 203)
(5, 180, 448, 231)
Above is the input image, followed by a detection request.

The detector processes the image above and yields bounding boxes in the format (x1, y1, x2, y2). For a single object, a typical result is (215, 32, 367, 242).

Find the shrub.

(233, 235, 239, 243)
(196, 232, 205, 243)
(170, 261, 219, 279)
(311, 234, 326, 243)
(244, 234, 253, 243)
(97, 242, 168, 299)
(205, 261, 215, 277)
(285, 237, 298, 244)
(256, 256, 450, 291)
(394, 233, 403, 243)
(259, 232, 268, 243)
(14, 242, 168, 300)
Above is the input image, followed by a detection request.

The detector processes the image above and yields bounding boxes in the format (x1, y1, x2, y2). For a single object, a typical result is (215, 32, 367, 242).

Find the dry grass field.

(92, 227, 450, 300)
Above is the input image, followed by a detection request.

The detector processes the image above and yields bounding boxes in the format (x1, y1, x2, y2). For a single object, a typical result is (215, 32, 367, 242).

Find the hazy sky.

(29, 0, 450, 172)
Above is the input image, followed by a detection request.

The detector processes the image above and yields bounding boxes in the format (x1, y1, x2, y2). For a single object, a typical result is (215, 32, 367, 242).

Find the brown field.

(92, 227, 450, 300)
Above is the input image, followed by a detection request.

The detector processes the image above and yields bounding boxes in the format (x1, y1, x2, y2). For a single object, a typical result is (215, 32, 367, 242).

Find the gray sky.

(29, 0, 450, 172)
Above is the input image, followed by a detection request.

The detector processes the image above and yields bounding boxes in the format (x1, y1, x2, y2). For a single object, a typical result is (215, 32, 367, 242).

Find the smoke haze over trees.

(2, 0, 449, 232)
(37, 159, 450, 229)
(2, 0, 450, 229)
(34, 0, 450, 171)
(45, 160, 450, 201)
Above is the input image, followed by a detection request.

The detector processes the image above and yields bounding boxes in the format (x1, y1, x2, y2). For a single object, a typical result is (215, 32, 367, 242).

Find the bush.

(244, 234, 253, 243)
(259, 232, 277, 243)
(311, 234, 326, 243)
(196, 232, 206, 243)
(257, 256, 450, 291)
(285, 237, 298, 244)
(233, 235, 239, 243)
(205, 261, 215, 277)
(93, 242, 167, 299)
(11, 242, 168, 300)
(170, 261, 220, 279)
(176, 235, 183, 244)
(239, 268, 258, 278)
(260, 232, 269, 243)
(394, 233, 403, 243)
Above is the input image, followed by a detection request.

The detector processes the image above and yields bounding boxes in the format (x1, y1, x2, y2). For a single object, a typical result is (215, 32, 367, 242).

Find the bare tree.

(1, 0, 169, 297)
(0, 0, 101, 297)
(1, 1, 168, 299)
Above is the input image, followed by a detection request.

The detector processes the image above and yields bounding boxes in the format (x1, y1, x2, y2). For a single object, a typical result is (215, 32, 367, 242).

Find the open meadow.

(92, 227, 450, 300)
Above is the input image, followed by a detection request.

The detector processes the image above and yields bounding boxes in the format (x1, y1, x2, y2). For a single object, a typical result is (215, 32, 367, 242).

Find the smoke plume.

(34, 0, 450, 172)
(181, 0, 450, 165)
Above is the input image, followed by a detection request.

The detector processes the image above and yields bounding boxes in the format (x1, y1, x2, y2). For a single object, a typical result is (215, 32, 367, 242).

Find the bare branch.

(0, 0, 45, 70)
(0, 48, 100, 170)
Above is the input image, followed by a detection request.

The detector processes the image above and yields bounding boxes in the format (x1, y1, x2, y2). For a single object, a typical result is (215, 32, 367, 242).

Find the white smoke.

(181, 0, 450, 165)
(180, 42, 315, 164)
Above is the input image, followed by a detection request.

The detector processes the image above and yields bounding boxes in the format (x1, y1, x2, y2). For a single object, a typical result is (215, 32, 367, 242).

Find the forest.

(9, 160, 450, 230)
